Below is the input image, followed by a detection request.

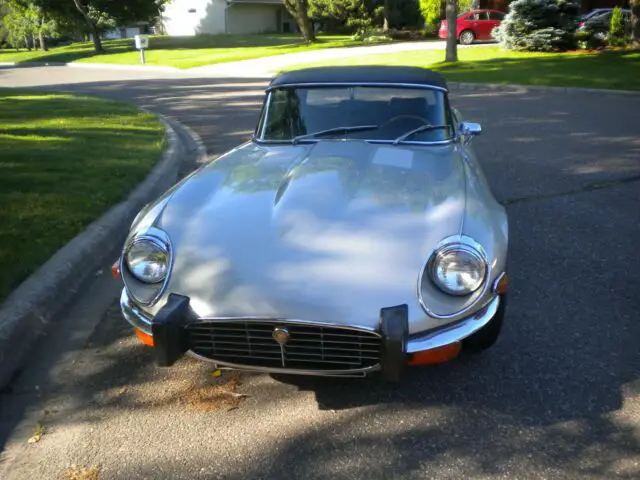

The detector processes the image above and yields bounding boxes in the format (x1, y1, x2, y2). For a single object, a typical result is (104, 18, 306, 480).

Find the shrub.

(608, 7, 627, 46)
(493, 0, 580, 52)
(575, 29, 606, 50)
(386, 0, 423, 29)
(419, 0, 442, 28)
(309, 0, 378, 33)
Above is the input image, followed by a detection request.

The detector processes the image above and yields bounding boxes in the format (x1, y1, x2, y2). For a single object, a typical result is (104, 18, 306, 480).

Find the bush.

(419, 0, 442, 29)
(608, 7, 627, 46)
(575, 30, 606, 50)
(493, 0, 580, 52)
(386, 0, 423, 29)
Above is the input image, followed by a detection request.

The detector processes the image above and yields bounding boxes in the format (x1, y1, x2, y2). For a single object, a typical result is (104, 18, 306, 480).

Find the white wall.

(125, 27, 142, 38)
(162, 0, 227, 36)
(226, 4, 279, 34)
(101, 27, 141, 39)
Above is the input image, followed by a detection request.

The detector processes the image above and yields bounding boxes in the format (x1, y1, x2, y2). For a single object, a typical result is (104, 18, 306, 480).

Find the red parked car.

(439, 9, 506, 45)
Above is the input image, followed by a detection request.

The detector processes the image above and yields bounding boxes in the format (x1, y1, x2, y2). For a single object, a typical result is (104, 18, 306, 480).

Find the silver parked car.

(116, 66, 509, 381)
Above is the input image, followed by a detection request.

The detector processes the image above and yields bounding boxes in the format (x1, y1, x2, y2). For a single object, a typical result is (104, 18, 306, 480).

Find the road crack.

(501, 174, 640, 206)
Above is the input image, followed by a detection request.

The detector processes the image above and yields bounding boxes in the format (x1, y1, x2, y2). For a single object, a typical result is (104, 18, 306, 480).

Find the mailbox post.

(134, 34, 149, 64)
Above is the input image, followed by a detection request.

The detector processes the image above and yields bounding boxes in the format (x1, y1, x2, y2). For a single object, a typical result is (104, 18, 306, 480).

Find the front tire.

(462, 294, 507, 353)
(459, 30, 475, 45)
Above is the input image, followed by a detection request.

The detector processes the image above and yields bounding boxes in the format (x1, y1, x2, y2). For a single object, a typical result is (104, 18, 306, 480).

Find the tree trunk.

(445, 0, 458, 63)
(91, 26, 103, 52)
(631, 0, 640, 46)
(39, 30, 48, 52)
(383, 0, 391, 31)
(72, 0, 103, 52)
(284, 0, 316, 42)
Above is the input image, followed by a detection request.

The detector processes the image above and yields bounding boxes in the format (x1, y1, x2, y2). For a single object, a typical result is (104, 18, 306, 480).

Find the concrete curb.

(448, 81, 640, 97)
(0, 61, 181, 73)
(0, 114, 198, 390)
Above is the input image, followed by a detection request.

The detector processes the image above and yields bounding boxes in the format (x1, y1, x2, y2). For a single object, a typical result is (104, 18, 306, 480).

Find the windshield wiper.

(292, 125, 379, 144)
(393, 124, 451, 145)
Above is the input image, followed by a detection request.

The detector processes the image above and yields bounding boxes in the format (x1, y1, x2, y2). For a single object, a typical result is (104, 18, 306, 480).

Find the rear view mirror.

(460, 122, 482, 143)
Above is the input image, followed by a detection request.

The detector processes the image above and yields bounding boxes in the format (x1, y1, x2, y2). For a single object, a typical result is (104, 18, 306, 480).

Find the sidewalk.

(187, 41, 489, 77)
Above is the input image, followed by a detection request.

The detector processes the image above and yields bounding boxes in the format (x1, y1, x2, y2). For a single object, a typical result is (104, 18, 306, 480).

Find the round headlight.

(125, 237, 169, 284)
(429, 244, 486, 296)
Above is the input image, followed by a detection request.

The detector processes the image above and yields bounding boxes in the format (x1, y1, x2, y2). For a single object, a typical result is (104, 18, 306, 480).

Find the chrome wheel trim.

(460, 31, 475, 45)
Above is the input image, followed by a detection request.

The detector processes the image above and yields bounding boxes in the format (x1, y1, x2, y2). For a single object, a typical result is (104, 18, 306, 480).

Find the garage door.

(227, 5, 279, 34)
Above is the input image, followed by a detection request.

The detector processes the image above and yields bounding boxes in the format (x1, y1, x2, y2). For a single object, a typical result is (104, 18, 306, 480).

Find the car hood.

(148, 140, 468, 332)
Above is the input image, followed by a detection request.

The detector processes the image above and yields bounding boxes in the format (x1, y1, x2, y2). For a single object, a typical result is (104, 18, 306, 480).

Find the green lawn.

(0, 34, 363, 69)
(0, 90, 165, 301)
(283, 47, 640, 91)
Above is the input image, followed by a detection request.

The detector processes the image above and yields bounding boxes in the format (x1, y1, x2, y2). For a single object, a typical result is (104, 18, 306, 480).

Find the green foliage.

(574, 29, 606, 50)
(309, 0, 378, 32)
(493, 0, 580, 52)
(418, 0, 471, 30)
(386, 0, 423, 29)
(419, 0, 441, 27)
(1, 2, 56, 49)
(310, 0, 421, 33)
(458, 0, 473, 15)
(608, 6, 627, 46)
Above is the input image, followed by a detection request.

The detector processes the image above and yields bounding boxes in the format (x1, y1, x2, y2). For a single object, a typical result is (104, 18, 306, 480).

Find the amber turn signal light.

(408, 342, 461, 366)
(111, 260, 121, 279)
(494, 273, 509, 294)
(135, 328, 154, 347)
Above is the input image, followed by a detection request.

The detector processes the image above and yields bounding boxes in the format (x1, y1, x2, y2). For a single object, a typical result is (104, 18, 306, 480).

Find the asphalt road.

(1, 66, 639, 479)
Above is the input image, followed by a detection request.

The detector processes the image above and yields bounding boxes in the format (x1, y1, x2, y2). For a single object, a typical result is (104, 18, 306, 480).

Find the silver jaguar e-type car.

(116, 66, 509, 382)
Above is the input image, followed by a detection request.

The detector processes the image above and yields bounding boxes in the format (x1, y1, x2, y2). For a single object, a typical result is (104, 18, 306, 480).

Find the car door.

(487, 11, 505, 39)
(472, 11, 492, 40)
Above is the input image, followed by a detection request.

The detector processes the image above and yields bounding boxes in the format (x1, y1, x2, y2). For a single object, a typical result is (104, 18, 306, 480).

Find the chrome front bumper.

(120, 289, 501, 371)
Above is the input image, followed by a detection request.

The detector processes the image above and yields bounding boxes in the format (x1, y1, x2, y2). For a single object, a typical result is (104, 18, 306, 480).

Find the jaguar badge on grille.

(272, 327, 291, 345)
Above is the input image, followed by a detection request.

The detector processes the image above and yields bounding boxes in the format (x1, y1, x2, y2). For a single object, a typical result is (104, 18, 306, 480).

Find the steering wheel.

(381, 114, 430, 128)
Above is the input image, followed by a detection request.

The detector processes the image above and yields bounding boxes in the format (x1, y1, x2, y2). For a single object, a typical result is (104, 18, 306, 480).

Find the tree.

(445, 0, 457, 62)
(284, 0, 315, 42)
(384, 0, 422, 29)
(629, 0, 639, 45)
(420, 0, 470, 32)
(419, 0, 441, 30)
(1, 0, 56, 50)
(308, 0, 377, 33)
(493, 0, 579, 52)
(30, 0, 167, 53)
(608, 6, 626, 46)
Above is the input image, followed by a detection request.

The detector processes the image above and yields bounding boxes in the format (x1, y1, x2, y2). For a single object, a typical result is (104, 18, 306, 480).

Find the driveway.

(187, 40, 491, 76)
(0, 66, 639, 479)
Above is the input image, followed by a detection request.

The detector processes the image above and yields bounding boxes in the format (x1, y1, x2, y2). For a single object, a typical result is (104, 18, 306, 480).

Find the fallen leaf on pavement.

(65, 464, 101, 480)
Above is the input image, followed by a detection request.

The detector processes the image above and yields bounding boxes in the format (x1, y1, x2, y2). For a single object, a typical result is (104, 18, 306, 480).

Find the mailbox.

(134, 34, 149, 50)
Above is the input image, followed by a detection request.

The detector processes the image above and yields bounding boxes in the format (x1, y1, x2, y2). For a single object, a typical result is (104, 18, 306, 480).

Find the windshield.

(256, 85, 454, 144)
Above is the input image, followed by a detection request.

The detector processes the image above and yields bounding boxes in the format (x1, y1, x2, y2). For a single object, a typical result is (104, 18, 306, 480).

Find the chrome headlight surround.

(428, 241, 487, 296)
(125, 236, 169, 284)
(121, 227, 173, 306)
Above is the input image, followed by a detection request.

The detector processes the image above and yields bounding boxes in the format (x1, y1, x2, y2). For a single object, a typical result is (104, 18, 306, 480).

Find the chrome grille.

(187, 321, 381, 371)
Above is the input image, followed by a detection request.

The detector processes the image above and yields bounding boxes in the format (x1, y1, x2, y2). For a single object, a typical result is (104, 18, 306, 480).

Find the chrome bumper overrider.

(119, 289, 501, 377)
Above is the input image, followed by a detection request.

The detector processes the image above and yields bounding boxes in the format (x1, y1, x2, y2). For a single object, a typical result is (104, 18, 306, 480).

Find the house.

(102, 22, 151, 40)
(161, 0, 296, 36)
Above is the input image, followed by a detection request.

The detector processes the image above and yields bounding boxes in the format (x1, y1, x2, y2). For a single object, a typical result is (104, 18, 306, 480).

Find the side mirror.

(460, 122, 482, 143)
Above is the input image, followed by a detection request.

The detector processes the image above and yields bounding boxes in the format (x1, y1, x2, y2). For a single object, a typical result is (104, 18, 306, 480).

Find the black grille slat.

(186, 321, 381, 371)
(283, 336, 380, 345)
(285, 347, 380, 356)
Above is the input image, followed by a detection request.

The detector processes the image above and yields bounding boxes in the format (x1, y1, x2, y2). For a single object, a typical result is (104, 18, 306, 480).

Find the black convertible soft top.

(269, 66, 448, 90)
